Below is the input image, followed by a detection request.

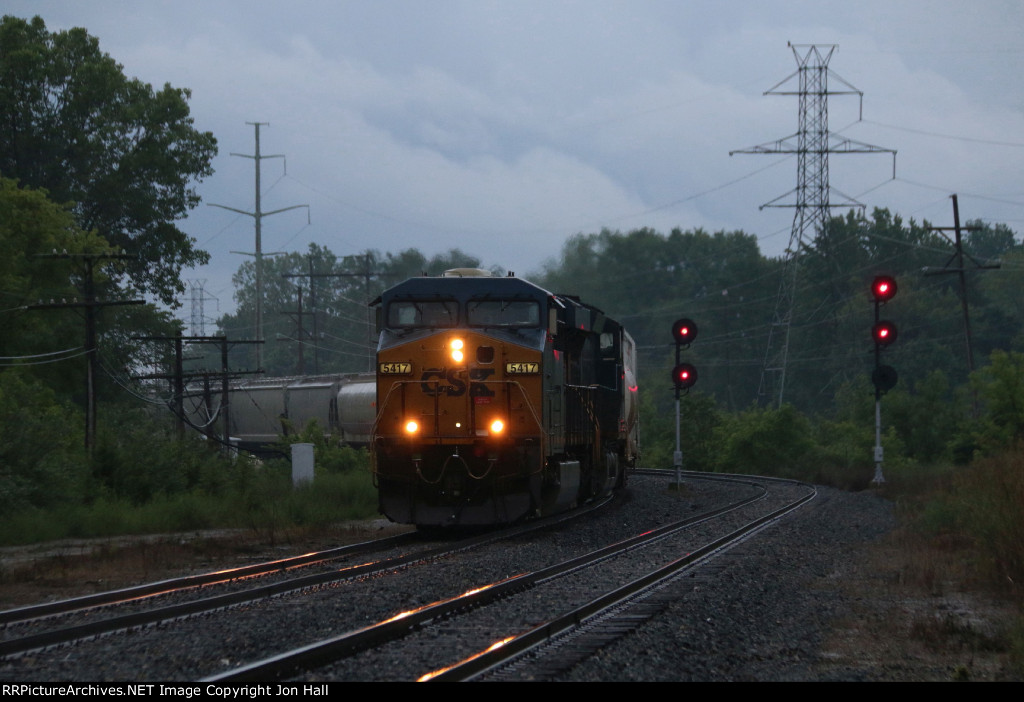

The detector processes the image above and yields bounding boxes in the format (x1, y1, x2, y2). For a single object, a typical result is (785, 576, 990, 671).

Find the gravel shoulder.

(560, 485, 1020, 682)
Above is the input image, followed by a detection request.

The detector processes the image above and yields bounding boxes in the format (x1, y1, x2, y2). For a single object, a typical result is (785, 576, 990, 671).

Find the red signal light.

(671, 363, 698, 390)
(672, 318, 698, 346)
(872, 321, 898, 346)
(871, 276, 897, 303)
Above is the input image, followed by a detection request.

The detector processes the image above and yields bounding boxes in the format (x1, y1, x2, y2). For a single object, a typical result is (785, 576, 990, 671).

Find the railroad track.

(1, 472, 810, 681)
(436, 472, 816, 681)
(208, 471, 814, 682)
(0, 532, 418, 626)
(0, 502, 604, 659)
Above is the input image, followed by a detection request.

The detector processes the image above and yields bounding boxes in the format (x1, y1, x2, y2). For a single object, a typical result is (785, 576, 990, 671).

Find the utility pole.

(924, 194, 998, 375)
(209, 122, 309, 369)
(136, 334, 264, 447)
(731, 43, 895, 407)
(29, 252, 144, 454)
(280, 285, 314, 375)
(282, 256, 337, 375)
(284, 252, 390, 372)
(340, 253, 378, 372)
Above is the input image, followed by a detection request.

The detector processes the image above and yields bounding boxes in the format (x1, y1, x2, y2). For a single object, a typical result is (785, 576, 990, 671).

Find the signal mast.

(870, 275, 898, 484)
(671, 318, 698, 488)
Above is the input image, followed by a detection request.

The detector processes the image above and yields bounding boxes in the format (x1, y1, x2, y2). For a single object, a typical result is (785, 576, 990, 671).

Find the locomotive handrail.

(368, 380, 408, 477)
(566, 384, 602, 472)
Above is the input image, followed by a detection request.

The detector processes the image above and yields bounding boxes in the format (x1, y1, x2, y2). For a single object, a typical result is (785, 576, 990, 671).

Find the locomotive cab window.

(387, 300, 458, 329)
(467, 299, 540, 328)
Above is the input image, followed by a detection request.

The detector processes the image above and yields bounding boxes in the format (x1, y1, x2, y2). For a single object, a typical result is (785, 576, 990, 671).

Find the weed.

(910, 613, 1008, 654)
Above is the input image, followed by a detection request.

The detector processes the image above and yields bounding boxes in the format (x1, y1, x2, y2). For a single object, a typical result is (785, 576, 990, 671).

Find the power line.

(28, 252, 145, 454)
(861, 119, 1024, 148)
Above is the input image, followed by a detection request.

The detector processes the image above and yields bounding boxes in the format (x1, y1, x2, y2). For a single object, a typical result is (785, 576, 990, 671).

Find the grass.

(0, 467, 380, 547)
(909, 613, 1010, 655)
(874, 447, 1024, 676)
(897, 450, 1024, 591)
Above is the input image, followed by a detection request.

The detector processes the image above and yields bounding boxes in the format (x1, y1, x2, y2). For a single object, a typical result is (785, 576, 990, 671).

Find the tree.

(0, 175, 182, 428)
(536, 226, 775, 410)
(0, 15, 217, 306)
(0, 176, 106, 385)
(971, 350, 1024, 450)
(965, 220, 1018, 262)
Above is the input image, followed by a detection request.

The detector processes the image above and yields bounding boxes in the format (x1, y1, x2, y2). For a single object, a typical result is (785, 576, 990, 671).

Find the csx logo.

(420, 368, 495, 397)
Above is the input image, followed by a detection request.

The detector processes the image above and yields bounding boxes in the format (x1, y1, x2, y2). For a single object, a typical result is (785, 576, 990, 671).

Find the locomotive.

(370, 269, 638, 526)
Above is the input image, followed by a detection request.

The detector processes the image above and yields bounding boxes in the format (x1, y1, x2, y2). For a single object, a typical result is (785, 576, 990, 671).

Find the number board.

(379, 361, 412, 375)
(505, 361, 540, 375)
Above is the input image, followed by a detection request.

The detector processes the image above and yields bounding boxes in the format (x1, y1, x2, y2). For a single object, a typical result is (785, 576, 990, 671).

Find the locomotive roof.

(374, 274, 553, 305)
(372, 274, 616, 329)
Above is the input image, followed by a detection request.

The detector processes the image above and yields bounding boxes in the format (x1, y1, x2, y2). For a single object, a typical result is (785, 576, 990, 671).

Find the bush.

(950, 451, 1024, 588)
(273, 420, 370, 475)
(0, 372, 86, 513)
(89, 407, 236, 503)
(639, 390, 722, 470)
(971, 350, 1024, 453)
(711, 403, 816, 479)
(0, 401, 378, 545)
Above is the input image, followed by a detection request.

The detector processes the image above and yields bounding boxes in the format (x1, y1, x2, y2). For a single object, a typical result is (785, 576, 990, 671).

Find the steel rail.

(0, 532, 417, 626)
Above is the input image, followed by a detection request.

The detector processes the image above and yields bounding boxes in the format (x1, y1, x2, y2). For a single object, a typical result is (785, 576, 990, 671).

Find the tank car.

(370, 269, 638, 526)
(184, 373, 375, 453)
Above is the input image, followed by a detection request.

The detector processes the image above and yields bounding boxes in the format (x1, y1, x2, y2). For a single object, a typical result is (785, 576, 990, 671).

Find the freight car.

(184, 373, 376, 453)
(370, 269, 638, 526)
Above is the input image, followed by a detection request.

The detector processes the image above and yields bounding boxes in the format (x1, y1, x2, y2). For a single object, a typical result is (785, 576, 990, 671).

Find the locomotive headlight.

(489, 419, 505, 435)
(450, 338, 465, 363)
(404, 420, 419, 435)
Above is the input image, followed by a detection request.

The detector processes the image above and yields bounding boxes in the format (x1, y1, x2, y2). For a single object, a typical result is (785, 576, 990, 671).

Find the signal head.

(672, 318, 698, 346)
(872, 364, 899, 393)
(872, 321, 898, 346)
(671, 362, 698, 390)
(871, 276, 898, 303)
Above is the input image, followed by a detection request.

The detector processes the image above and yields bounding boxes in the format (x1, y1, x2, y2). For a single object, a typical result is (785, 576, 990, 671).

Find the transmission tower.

(188, 279, 219, 336)
(731, 43, 895, 407)
(209, 122, 309, 369)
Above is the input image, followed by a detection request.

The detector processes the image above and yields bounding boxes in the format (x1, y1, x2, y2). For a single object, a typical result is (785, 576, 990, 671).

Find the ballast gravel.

(557, 484, 899, 682)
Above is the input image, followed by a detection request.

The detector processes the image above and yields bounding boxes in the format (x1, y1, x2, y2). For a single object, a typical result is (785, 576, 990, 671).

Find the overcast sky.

(7, 1, 1024, 324)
